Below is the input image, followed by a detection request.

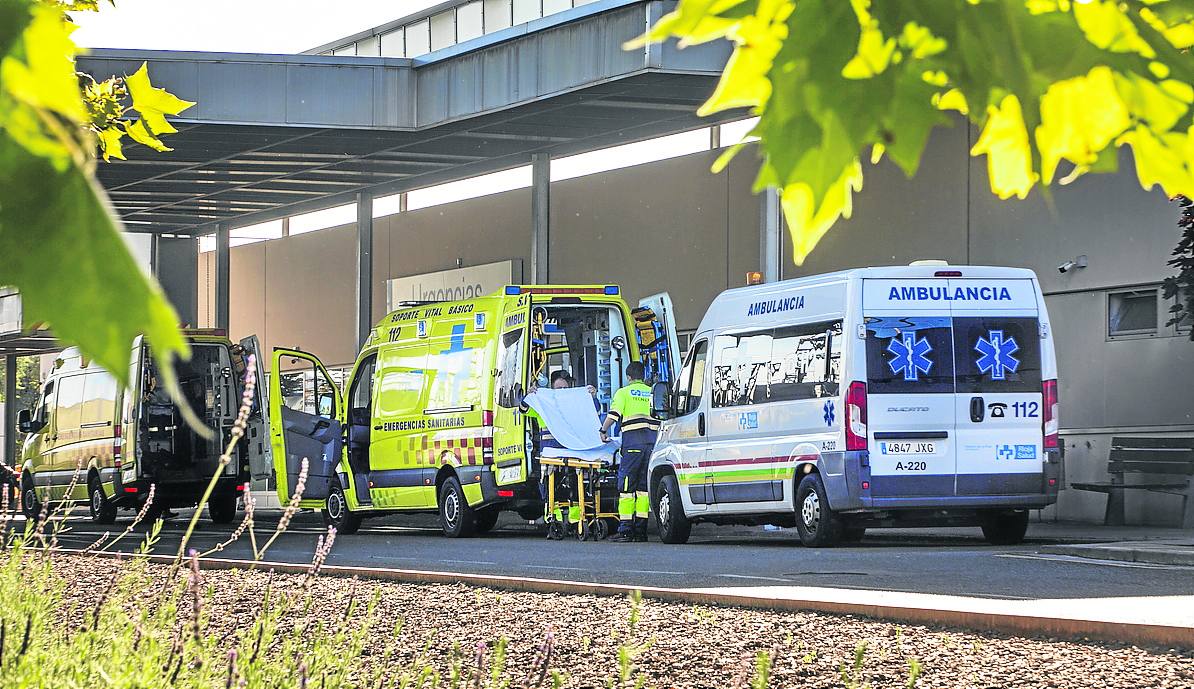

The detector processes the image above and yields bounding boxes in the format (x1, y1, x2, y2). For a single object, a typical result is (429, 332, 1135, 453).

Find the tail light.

(497, 489, 514, 498)
(113, 423, 122, 468)
(1042, 379, 1059, 449)
(845, 381, 868, 451)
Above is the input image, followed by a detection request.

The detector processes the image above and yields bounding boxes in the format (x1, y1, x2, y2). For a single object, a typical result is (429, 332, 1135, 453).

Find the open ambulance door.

(268, 348, 343, 507)
(634, 293, 681, 388)
(492, 294, 532, 487)
(240, 335, 274, 483)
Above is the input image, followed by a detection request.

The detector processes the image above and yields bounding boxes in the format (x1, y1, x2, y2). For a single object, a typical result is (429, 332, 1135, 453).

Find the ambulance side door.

(492, 294, 532, 485)
(268, 348, 343, 507)
(239, 336, 274, 484)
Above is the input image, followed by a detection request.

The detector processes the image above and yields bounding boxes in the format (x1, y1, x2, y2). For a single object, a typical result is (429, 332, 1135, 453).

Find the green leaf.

(126, 62, 194, 135)
(97, 126, 124, 161)
(0, 128, 189, 388)
(0, 3, 86, 122)
(122, 118, 170, 152)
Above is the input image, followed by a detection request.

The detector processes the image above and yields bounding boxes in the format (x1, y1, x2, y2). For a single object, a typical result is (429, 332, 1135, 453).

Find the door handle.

(697, 412, 705, 437)
(970, 396, 985, 423)
(373, 425, 382, 431)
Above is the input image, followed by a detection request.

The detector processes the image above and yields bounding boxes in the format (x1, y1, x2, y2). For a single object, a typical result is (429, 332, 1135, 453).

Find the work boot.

(632, 518, 649, 542)
(610, 526, 634, 542)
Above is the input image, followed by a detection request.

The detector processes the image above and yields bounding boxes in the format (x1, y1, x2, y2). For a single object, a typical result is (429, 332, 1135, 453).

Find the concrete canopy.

(77, 0, 737, 236)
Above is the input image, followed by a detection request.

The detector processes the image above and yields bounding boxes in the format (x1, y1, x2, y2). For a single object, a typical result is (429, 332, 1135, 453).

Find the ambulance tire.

(654, 473, 691, 544)
(21, 474, 41, 521)
(323, 483, 362, 535)
(438, 476, 477, 538)
(474, 507, 500, 534)
(207, 491, 238, 525)
(88, 477, 117, 524)
(980, 509, 1029, 545)
(795, 473, 841, 547)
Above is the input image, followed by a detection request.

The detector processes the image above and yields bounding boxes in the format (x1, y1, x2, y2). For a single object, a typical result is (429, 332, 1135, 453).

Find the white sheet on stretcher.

(524, 387, 620, 464)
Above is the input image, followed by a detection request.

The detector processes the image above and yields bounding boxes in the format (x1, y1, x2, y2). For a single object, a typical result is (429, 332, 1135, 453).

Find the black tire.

(794, 473, 841, 547)
(474, 507, 500, 534)
(654, 473, 692, 544)
(21, 474, 41, 521)
(322, 482, 362, 535)
(438, 476, 476, 538)
(88, 477, 117, 524)
(981, 510, 1029, 545)
(207, 491, 238, 525)
(840, 526, 866, 543)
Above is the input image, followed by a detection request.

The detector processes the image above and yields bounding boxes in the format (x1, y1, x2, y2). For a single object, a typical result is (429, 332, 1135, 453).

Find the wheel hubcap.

(91, 489, 102, 514)
(659, 491, 671, 524)
(801, 492, 820, 532)
(327, 492, 344, 521)
(24, 488, 36, 512)
(444, 490, 459, 526)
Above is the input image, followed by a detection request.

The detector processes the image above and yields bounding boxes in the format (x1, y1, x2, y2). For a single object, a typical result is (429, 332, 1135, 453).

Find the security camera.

(1057, 254, 1088, 274)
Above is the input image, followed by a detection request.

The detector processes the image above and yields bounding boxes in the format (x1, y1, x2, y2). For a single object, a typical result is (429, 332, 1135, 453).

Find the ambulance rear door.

(239, 335, 273, 483)
(948, 279, 1045, 496)
(635, 292, 681, 388)
(268, 348, 343, 507)
(492, 294, 532, 486)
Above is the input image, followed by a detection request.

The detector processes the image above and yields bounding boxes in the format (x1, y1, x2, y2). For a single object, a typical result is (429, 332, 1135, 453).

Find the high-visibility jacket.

(608, 380, 659, 444)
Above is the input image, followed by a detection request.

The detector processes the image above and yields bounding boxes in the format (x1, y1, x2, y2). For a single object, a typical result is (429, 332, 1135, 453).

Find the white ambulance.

(648, 263, 1061, 547)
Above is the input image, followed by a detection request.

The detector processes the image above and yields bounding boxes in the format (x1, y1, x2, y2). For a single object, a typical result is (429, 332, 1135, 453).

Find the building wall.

(199, 132, 1192, 525)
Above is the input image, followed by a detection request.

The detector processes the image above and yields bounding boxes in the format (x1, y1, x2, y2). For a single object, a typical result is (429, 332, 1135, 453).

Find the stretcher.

(540, 456, 620, 541)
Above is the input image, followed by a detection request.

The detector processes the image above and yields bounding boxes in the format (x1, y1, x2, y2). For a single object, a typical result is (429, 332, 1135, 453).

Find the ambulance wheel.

(980, 509, 1029, 545)
(795, 473, 841, 547)
(21, 474, 41, 521)
(474, 507, 500, 534)
(654, 473, 691, 544)
(88, 477, 117, 524)
(323, 483, 362, 535)
(438, 476, 476, 538)
(207, 491, 238, 525)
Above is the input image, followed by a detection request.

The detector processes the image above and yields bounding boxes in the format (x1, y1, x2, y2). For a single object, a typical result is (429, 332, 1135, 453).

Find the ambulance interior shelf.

(529, 304, 629, 409)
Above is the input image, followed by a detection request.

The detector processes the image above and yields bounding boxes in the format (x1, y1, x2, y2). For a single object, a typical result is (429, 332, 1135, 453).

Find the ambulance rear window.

(953, 317, 1041, 393)
(865, 317, 955, 394)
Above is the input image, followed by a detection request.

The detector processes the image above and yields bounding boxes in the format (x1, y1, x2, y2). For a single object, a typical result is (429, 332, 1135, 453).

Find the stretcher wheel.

(590, 518, 611, 541)
(547, 520, 567, 541)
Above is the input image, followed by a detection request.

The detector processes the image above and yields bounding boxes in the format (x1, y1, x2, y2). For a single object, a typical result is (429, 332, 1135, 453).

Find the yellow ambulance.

(257, 285, 678, 537)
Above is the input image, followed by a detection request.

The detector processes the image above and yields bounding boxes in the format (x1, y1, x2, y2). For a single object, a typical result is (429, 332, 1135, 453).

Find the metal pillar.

(4, 355, 16, 481)
(760, 187, 782, 283)
(356, 193, 374, 350)
(215, 223, 230, 331)
(531, 153, 550, 284)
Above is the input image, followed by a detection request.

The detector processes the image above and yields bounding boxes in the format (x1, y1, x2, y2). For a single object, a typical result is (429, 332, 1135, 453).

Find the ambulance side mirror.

(17, 409, 39, 434)
(651, 382, 671, 420)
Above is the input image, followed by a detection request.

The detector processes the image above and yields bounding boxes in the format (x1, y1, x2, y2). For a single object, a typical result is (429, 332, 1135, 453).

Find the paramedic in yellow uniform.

(600, 361, 658, 542)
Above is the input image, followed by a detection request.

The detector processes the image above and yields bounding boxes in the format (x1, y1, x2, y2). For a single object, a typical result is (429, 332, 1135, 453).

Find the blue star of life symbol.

(975, 330, 1019, 380)
(823, 399, 835, 427)
(886, 333, 933, 382)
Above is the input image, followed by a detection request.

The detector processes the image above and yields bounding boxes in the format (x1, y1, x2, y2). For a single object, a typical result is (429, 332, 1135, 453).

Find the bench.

(1071, 437, 1194, 528)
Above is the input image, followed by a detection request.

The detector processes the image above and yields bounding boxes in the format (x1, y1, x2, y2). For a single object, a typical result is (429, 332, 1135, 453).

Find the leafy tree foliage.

(634, 0, 1194, 264)
(1162, 195, 1194, 339)
(0, 0, 193, 385)
(0, 355, 41, 411)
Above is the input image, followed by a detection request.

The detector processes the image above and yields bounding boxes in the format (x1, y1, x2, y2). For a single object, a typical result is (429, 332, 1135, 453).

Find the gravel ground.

(53, 555, 1194, 689)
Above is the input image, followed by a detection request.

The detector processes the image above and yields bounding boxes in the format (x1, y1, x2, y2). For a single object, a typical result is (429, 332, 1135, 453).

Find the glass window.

(405, 19, 431, 56)
(81, 372, 118, 426)
(543, 0, 571, 14)
(484, 0, 513, 31)
(768, 321, 843, 402)
(378, 345, 427, 418)
(357, 35, 380, 56)
(349, 356, 376, 413)
(331, 43, 356, 56)
(38, 380, 55, 426)
(673, 340, 707, 416)
(380, 28, 405, 57)
(1108, 289, 1157, 336)
(496, 325, 527, 409)
(426, 341, 485, 411)
(457, 1, 484, 42)
(864, 317, 955, 395)
(711, 330, 774, 407)
(54, 374, 86, 431)
(277, 361, 336, 418)
(953, 317, 1042, 393)
(430, 11, 456, 51)
(512, 0, 541, 25)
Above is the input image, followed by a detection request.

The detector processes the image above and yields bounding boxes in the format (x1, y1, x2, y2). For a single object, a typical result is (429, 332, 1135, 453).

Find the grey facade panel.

(198, 62, 288, 123)
(284, 64, 380, 127)
(156, 237, 199, 327)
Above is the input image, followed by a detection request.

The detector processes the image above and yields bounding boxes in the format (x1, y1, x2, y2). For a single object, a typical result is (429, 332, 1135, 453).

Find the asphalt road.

(19, 510, 1194, 599)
